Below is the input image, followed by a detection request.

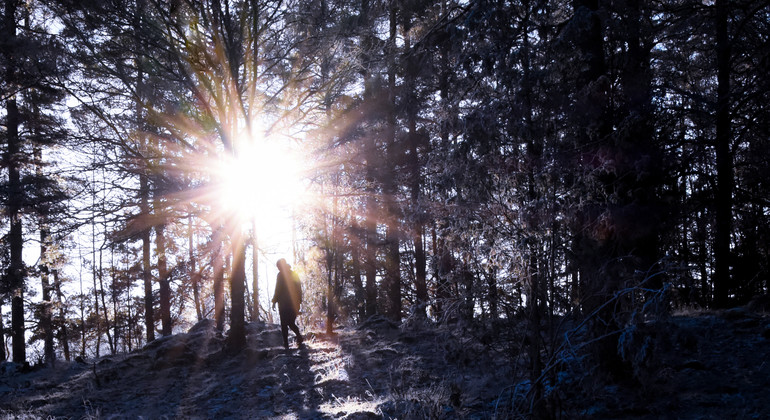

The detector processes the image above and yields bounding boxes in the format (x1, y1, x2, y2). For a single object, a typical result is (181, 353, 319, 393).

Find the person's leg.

(279, 311, 289, 348)
(288, 316, 302, 344)
(280, 322, 289, 348)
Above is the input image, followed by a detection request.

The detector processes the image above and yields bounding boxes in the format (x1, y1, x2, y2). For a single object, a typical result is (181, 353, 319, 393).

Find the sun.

(215, 133, 308, 233)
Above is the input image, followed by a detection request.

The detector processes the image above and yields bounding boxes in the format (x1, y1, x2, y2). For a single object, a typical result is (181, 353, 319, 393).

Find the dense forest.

(1, 0, 770, 415)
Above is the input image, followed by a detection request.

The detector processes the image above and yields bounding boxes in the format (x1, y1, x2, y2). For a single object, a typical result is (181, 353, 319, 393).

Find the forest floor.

(1, 305, 770, 419)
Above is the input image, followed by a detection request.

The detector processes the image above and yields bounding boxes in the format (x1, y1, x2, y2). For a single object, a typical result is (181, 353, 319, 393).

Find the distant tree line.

(2, 0, 769, 410)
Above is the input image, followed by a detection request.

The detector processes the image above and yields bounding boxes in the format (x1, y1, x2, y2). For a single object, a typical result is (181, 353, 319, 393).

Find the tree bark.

(53, 270, 70, 361)
(135, 0, 155, 343)
(0, 304, 4, 362)
(156, 223, 172, 336)
(4, 0, 26, 364)
(361, 0, 378, 319)
(36, 147, 55, 365)
(713, 0, 732, 308)
(228, 230, 247, 349)
(384, 0, 401, 322)
(190, 216, 202, 321)
(251, 218, 260, 321)
(213, 228, 226, 332)
(141, 207, 155, 342)
(351, 220, 365, 321)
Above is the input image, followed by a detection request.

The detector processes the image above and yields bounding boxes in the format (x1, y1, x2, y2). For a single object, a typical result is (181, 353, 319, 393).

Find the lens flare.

(215, 131, 308, 233)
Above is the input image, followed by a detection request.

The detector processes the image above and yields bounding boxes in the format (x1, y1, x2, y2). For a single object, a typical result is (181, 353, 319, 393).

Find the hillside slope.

(1, 308, 769, 419)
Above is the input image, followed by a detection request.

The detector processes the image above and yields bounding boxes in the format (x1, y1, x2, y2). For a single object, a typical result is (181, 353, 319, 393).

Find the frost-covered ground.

(0, 317, 513, 419)
(2, 307, 770, 419)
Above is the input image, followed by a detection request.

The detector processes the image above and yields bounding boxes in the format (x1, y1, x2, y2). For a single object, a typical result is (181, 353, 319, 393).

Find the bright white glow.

(213, 126, 306, 247)
(213, 123, 313, 322)
(217, 133, 307, 231)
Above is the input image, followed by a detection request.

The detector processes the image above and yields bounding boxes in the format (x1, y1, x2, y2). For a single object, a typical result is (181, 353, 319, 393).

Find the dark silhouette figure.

(272, 258, 303, 348)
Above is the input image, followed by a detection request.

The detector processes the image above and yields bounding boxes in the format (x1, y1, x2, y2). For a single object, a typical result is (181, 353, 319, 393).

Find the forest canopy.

(1, 0, 769, 399)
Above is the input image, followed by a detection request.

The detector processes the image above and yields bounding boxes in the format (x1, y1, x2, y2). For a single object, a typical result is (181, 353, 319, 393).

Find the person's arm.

(272, 275, 281, 308)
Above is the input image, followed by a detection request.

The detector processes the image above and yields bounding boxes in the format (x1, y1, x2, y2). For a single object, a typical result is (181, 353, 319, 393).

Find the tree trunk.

(97, 246, 114, 355)
(435, 234, 452, 320)
(134, 0, 155, 344)
(403, 12, 428, 317)
(713, 0, 732, 308)
(359, 0, 379, 319)
(251, 218, 259, 321)
(384, 0, 401, 322)
(327, 180, 339, 334)
(36, 146, 55, 366)
(351, 220, 365, 321)
(141, 211, 154, 342)
(110, 251, 120, 353)
(569, 0, 623, 375)
(528, 254, 543, 412)
(53, 270, 70, 361)
(327, 256, 335, 334)
(0, 304, 5, 361)
(190, 216, 202, 321)
(228, 230, 247, 350)
(156, 223, 172, 336)
(91, 197, 102, 358)
(4, 0, 25, 364)
(78, 256, 87, 358)
(213, 228, 226, 332)
(486, 266, 498, 321)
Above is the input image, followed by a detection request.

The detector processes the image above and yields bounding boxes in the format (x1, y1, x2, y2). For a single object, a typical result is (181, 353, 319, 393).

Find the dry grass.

(0, 409, 55, 420)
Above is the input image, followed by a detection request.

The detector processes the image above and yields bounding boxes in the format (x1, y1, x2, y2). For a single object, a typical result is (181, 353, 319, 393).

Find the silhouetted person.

(272, 258, 303, 349)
